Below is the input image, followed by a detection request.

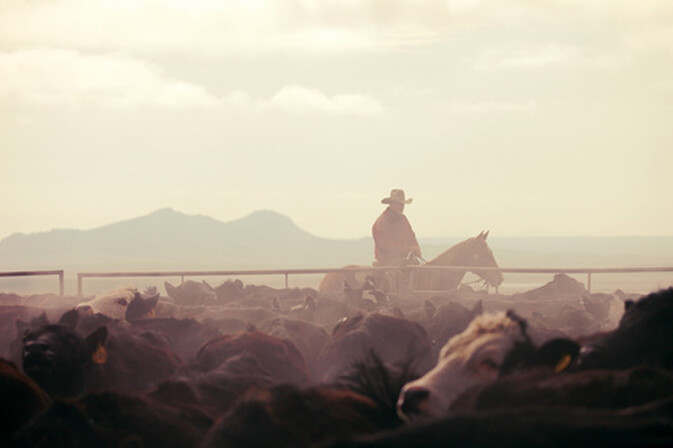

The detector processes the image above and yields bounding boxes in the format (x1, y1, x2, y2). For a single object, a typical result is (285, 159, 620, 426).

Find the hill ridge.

(1, 208, 673, 274)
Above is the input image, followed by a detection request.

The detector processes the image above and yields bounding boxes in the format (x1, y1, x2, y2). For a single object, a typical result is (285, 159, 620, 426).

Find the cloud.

(443, 100, 538, 114)
(0, 0, 457, 55)
(0, 48, 220, 110)
(219, 84, 385, 116)
(477, 44, 583, 69)
(475, 42, 629, 71)
(259, 85, 384, 116)
(0, 49, 384, 116)
(1, 0, 671, 57)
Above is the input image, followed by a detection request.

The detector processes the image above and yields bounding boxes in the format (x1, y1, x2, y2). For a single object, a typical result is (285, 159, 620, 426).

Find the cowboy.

(372, 189, 422, 266)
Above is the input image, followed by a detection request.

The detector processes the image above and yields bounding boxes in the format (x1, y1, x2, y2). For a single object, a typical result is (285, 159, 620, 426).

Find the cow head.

(76, 287, 159, 321)
(577, 287, 673, 370)
(164, 280, 218, 306)
(125, 290, 160, 321)
(396, 311, 531, 422)
(76, 287, 135, 320)
(21, 309, 108, 397)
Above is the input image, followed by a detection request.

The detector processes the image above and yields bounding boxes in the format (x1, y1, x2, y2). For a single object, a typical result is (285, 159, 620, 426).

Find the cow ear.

(59, 309, 80, 328)
(483, 230, 490, 240)
(164, 281, 176, 297)
(304, 295, 316, 312)
(16, 319, 30, 338)
(506, 310, 529, 338)
(146, 293, 160, 309)
(82, 326, 108, 364)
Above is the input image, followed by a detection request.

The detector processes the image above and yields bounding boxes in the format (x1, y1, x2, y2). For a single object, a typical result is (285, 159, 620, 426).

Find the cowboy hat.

(381, 189, 413, 205)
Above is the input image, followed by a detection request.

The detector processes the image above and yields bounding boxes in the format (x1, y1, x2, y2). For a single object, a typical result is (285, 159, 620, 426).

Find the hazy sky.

(2, 0, 672, 241)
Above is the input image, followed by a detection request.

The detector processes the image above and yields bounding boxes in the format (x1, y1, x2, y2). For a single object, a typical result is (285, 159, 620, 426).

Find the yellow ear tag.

(146, 308, 156, 319)
(554, 354, 572, 373)
(92, 344, 108, 364)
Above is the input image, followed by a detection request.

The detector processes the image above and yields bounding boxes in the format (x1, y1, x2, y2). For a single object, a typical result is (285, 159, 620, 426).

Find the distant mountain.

(86, 208, 316, 245)
(0, 208, 373, 271)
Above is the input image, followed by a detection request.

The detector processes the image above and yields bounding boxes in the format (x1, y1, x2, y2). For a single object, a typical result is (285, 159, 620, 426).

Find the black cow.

(147, 366, 272, 420)
(164, 280, 218, 306)
(13, 391, 209, 448)
(201, 382, 398, 448)
(127, 317, 222, 362)
(424, 299, 483, 351)
(20, 310, 180, 398)
(450, 365, 673, 414)
(180, 329, 310, 385)
(577, 287, 673, 370)
(319, 398, 673, 448)
(316, 313, 434, 384)
(21, 310, 108, 398)
(0, 358, 51, 448)
(258, 316, 330, 380)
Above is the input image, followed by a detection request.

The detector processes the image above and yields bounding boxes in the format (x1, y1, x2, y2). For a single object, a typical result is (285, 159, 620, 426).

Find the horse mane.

(426, 237, 476, 266)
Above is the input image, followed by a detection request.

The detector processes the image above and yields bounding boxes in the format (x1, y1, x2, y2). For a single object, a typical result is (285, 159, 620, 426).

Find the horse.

(317, 231, 503, 293)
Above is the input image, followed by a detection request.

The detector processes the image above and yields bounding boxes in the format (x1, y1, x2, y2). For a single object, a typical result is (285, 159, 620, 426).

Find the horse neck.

(428, 240, 474, 266)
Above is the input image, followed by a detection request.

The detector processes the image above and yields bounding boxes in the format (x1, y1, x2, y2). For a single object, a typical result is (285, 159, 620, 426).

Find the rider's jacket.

(372, 206, 421, 266)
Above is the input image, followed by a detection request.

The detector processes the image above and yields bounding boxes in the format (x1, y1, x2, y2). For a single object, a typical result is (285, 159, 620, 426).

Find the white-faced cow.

(396, 309, 582, 422)
(396, 310, 532, 422)
(76, 286, 159, 321)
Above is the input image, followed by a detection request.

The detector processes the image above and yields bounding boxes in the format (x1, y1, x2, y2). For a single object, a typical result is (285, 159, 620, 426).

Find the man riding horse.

(318, 189, 502, 293)
(372, 189, 422, 267)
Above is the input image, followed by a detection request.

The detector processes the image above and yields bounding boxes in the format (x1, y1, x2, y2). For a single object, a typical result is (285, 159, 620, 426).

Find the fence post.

(587, 273, 592, 293)
(59, 271, 64, 296)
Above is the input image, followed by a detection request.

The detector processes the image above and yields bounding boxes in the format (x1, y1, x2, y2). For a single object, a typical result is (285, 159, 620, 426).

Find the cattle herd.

(1, 273, 672, 447)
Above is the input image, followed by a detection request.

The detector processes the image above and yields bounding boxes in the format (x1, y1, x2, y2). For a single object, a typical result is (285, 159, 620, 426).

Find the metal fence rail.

(0, 270, 65, 295)
(76, 266, 673, 296)
(76, 267, 397, 296)
(407, 265, 673, 294)
(3, 266, 671, 296)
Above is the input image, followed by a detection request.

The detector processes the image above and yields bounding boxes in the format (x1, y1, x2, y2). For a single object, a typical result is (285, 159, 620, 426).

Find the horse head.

(468, 230, 503, 287)
(419, 231, 503, 292)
